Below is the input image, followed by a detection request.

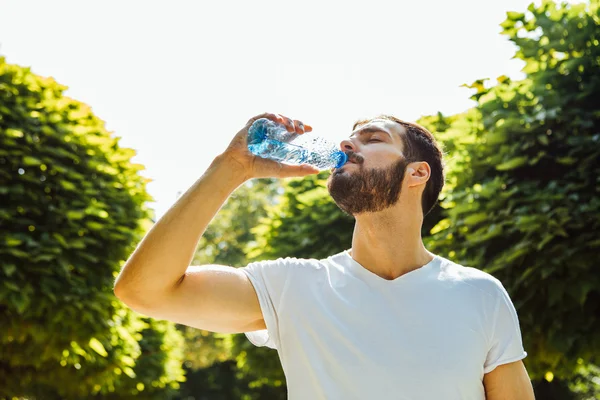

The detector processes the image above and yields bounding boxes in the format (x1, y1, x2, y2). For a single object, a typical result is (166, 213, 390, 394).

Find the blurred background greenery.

(1, 0, 599, 399)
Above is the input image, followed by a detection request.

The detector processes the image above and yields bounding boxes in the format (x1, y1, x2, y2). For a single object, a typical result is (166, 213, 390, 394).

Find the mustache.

(345, 151, 364, 164)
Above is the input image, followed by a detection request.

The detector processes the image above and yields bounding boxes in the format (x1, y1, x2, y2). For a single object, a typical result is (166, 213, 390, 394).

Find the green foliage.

(176, 361, 286, 400)
(248, 172, 354, 261)
(193, 178, 281, 267)
(178, 328, 233, 371)
(0, 56, 184, 398)
(424, 0, 600, 388)
(100, 318, 186, 400)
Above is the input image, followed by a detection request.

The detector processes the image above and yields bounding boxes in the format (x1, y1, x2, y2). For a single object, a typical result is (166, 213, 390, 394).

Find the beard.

(327, 154, 409, 216)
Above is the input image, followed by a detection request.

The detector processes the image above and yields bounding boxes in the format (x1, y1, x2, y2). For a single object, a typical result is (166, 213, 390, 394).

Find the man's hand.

(222, 112, 320, 181)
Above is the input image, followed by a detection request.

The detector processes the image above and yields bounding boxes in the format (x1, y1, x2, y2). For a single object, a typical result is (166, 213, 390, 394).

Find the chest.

(278, 274, 489, 386)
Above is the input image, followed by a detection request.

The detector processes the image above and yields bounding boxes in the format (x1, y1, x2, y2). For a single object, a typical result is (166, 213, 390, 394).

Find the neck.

(349, 201, 434, 280)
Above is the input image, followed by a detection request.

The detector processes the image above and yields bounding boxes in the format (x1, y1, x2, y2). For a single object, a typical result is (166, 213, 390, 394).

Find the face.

(327, 120, 410, 215)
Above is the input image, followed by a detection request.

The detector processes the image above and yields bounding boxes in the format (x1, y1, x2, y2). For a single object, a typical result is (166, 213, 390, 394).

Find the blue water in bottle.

(247, 118, 347, 170)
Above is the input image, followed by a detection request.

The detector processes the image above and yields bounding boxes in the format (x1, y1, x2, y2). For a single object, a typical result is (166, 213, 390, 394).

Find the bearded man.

(115, 113, 535, 400)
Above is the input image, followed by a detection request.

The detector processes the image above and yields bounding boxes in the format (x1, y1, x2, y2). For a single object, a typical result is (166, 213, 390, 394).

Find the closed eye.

(368, 139, 382, 143)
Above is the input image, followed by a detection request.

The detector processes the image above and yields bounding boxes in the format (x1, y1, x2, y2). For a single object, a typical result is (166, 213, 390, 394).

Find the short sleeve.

(484, 280, 528, 373)
(240, 258, 293, 350)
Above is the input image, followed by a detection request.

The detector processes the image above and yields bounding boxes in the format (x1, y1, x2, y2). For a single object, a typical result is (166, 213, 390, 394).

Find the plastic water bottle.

(247, 118, 347, 170)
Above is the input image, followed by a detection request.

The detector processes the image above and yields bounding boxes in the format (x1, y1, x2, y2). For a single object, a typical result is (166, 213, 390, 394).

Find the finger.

(294, 120, 305, 134)
(282, 116, 295, 132)
(274, 115, 295, 132)
(247, 112, 283, 127)
(272, 113, 285, 124)
(304, 124, 313, 132)
(278, 163, 320, 178)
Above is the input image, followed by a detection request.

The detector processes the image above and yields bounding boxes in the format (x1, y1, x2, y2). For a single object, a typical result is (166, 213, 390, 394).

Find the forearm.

(114, 154, 246, 300)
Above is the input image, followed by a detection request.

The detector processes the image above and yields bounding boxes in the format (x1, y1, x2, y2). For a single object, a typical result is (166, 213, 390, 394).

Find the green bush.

(0, 56, 184, 398)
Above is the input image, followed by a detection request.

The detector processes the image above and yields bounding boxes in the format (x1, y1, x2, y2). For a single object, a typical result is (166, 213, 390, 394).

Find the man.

(114, 113, 535, 399)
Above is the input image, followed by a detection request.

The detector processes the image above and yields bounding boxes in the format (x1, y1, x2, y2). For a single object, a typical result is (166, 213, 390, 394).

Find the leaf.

(579, 282, 594, 306)
(5, 128, 24, 138)
(52, 233, 69, 248)
(88, 338, 108, 357)
(496, 156, 528, 171)
(537, 234, 554, 251)
(556, 157, 577, 165)
(70, 341, 88, 356)
(12, 292, 30, 314)
(500, 18, 516, 29)
(32, 254, 56, 262)
(3, 264, 16, 277)
(5, 237, 22, 247)
(66, 210, 85, 220)
(496, 75, 510, 84)
(60, 180, 77, 191)
(4, 281, 20, 291)
(86, 221, 104, 230)
(121, 355, 135, 367)
(515, 264, 539, 286)
(506, 11, 525, 21)
(69, 239, 86, 249)
(23, 156, 42, 166)
(430, 218, 451, 235)
(486, 130, 508, 145)
(123, 367, 136, 378)
(463, 212, 489, 226)
(5, 248, 30, 258)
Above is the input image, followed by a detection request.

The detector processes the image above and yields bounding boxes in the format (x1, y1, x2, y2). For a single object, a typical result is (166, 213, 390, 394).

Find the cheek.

(362, 149, 399, 165)
(361, 157, 393, 171)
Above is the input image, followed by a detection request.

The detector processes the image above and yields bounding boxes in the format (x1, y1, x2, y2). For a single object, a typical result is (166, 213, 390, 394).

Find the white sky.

(0, 0, 553, 218)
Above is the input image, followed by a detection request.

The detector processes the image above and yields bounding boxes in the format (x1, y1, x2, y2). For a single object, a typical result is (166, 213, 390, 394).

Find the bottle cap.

(334, 151, 348, 168)
(248, 118, 269, 144)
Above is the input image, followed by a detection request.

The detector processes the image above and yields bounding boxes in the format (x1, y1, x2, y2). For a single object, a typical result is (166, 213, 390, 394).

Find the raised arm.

(113, 113, 318, 333)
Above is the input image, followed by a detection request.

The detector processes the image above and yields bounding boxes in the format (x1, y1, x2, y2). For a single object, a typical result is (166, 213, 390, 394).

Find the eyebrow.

(349, 127, 394, 140)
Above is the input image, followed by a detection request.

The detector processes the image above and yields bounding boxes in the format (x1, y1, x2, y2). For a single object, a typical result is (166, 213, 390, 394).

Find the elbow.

(113, 280, 127, 301)
(113, 282, 150, 314)
(112, 263, 143, 304)
(113, 270, 129, 298)
(113, 273, 140, 306)
(112, 273, 178, 312)
(113, 279, 136, 307)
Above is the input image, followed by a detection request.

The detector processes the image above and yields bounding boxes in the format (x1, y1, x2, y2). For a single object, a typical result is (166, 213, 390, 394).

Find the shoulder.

(242, 255, 327, 281)
(245, 255, 324, 271)
(437, 256, 507, 300)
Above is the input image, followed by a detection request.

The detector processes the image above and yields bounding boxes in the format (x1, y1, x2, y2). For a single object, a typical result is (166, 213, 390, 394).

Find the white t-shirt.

(241, 250, 527, 400)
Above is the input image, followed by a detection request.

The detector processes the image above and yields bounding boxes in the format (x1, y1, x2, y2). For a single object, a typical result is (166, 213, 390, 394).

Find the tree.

(192, 178, 281, 267)
(248, 172, 354, 261)
(0, 56, 184, 398)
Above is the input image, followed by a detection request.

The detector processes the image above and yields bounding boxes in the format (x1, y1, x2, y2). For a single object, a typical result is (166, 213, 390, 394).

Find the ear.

(406, 162, 430, 188)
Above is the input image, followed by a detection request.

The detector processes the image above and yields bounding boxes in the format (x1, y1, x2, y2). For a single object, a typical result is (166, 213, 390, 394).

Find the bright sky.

(0, 0, 549, 218)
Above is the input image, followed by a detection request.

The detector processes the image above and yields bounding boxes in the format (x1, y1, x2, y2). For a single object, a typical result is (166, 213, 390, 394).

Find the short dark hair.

(352, 115, 446, 216)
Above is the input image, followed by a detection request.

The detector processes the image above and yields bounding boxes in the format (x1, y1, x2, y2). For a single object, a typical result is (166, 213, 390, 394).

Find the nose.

(339, 138, 356, 152)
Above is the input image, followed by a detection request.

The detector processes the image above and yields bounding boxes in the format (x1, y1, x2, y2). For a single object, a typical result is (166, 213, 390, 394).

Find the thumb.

(278, 163, 321, 178)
